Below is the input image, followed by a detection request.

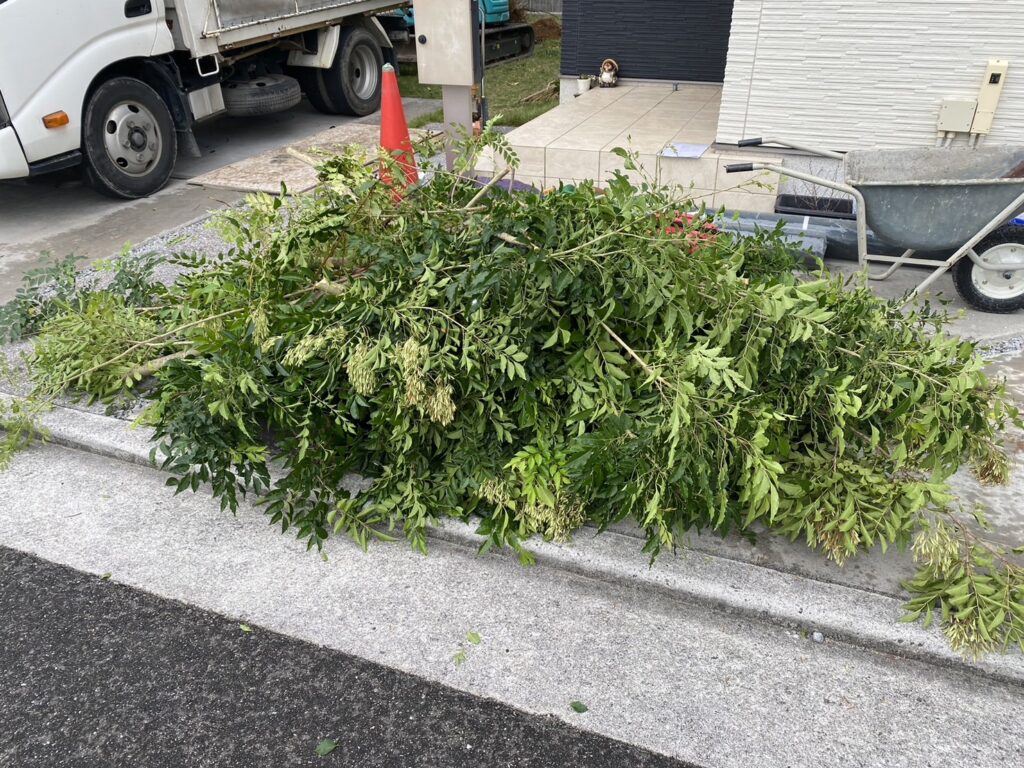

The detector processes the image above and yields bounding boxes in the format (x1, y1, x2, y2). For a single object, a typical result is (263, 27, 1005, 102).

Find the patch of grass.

(396, 64, 441, 101)
(491, 102, 557, 127)
(409, 108, 443, 130)
(405, 37, 562, 129)
(483, 39, 560, 125)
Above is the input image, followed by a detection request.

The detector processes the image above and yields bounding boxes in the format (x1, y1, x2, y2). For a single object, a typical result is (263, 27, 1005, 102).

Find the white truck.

(0, 0, 408, 198)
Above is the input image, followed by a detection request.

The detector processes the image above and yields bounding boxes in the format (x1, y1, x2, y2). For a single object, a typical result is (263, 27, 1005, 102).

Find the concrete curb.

(0, 394, 154, 470)
(8, 394, 1024, 687)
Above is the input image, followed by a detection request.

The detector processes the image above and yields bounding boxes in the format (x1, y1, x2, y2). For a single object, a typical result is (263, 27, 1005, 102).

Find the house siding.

(718, 0, 1024, 150)
(560, 0, 734, 83)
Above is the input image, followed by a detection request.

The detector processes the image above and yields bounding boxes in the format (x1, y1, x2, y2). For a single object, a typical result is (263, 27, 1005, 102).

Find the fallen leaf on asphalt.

(570, 701, 588, 714)
(239, 624, 253, 633)
(467, 631, 482, 645)
(100, 573, 112, 581)
(453, 649, 467, 666)
(315, 739, 337, 756)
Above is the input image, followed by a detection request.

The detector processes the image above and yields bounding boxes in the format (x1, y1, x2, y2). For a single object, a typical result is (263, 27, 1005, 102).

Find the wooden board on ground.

(189, 123, 420, 195)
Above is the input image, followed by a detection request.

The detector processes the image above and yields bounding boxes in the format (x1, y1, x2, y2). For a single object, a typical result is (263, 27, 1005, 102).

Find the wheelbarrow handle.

(736, 136, 845, 160)
(724, 163, 758, 173)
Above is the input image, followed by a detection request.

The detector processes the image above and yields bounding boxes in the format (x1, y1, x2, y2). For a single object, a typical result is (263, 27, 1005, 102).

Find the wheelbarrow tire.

(952, 226, 1024, 314)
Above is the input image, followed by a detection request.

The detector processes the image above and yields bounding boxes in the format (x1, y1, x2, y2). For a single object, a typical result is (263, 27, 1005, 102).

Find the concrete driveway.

(0, 98, 438, 304)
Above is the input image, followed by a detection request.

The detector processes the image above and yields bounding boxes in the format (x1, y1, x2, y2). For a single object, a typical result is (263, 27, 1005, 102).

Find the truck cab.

(0, 0, 400, 198)
(0, 0, 174, 188)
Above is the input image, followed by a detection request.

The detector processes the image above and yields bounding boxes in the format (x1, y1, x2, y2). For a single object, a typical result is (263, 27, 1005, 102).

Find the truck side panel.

(167, 0, 401, 57)
(210, 0, 394, 31)
(0, 127, 29, 179)
(213, 0, 345, 29)
(0, 0, 173, 165)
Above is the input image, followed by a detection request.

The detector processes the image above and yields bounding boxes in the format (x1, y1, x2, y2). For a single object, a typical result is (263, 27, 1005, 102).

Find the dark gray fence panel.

(561, 0, 733, 82)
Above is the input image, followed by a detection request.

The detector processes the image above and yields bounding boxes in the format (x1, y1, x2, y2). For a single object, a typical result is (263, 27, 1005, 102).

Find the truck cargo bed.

(168, 0, 401, 55)
(209, 0, 397, 33)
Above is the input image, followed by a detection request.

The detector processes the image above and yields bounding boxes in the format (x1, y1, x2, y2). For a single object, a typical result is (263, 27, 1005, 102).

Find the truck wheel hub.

(103, 101, 161, 176)
(349, 44, 380, 100)
(129, 129, 148, 150)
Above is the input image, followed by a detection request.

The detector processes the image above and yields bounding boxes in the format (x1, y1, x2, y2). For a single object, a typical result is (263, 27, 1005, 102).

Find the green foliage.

(12, 137, 1024, 656)
(95, 249, 167, 308)
(314, 739, 337, 757)
(0, 248, 165, 343)
(0, 254, 83, 342)
(31, 293, 159, 399)
(453, 630, 483, 667)
(904, 514, 1024, 656)
(0, 394, 43, 471)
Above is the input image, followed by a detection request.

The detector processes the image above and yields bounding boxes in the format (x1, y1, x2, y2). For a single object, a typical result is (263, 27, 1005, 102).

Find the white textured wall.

(718, 1, 1024, 150)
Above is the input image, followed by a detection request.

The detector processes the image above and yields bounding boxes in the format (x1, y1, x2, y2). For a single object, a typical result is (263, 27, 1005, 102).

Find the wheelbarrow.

(725, 138, 1024, 312)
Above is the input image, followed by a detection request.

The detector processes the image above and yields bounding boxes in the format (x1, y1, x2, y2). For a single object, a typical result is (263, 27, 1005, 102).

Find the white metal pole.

(442, 85, 475, 170)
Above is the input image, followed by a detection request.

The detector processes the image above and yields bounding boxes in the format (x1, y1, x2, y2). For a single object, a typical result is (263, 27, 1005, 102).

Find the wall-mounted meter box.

(414, 0, 480, 87)
(937, 98, 977, 133)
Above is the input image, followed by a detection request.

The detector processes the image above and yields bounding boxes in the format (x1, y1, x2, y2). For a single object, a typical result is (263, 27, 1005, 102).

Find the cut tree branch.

(600, 321, 669, 389)
(127, 349, 198, 380)
(464, 167, 511, 210)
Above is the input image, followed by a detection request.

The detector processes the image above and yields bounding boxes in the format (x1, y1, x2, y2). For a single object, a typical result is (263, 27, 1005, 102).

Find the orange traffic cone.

(379, 63, 418, 196)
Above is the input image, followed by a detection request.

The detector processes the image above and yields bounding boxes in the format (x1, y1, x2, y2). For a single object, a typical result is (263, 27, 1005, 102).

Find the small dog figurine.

(599, 58, 619, 88)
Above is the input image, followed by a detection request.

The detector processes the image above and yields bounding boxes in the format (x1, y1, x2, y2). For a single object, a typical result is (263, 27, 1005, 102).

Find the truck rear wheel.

(292, 67, 338, 114)
(82, 77, 177, 200)
(301, 26, 384, 117)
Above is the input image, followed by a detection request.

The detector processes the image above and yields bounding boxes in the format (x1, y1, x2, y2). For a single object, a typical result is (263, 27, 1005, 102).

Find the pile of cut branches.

(9, 133, 1024, 656)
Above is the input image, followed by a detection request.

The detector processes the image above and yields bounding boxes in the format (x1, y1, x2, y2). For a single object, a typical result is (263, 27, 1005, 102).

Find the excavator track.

(481, 22, 536, 67)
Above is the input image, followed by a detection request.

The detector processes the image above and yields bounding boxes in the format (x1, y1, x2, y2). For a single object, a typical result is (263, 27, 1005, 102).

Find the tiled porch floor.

(479, 84, 780, 212)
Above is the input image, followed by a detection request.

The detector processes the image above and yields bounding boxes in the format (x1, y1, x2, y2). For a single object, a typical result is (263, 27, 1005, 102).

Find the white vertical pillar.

(441, 85, 475, 170)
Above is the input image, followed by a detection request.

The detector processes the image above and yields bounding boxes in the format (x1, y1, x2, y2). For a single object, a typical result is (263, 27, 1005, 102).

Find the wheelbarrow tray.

(845, 147, 1024, 252)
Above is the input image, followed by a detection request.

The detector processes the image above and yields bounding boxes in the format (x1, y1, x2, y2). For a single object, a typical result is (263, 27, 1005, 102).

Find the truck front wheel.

(82, 77, 177, 199)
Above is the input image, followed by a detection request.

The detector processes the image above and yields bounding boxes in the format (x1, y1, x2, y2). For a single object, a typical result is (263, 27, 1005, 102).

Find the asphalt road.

(0, 547, 689, 768)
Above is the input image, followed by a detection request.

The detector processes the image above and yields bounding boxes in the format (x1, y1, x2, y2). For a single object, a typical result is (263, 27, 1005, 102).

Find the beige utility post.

(412, 0, 481, 169)
(970, 60, 1010, 141)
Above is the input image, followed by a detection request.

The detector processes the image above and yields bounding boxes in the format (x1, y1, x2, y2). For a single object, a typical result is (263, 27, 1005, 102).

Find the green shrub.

(11, 136, 1024, 656)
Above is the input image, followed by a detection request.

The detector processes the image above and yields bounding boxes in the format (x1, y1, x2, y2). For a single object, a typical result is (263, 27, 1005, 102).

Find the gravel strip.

(980, 335, 1024, 358)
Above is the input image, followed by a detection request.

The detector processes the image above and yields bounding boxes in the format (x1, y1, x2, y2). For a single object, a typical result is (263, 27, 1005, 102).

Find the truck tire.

(952, 226, 1024, 313)
(82, 77, 177, 200)
(222, 74, 302, 117)
(291, 66, 338, 114)
(302, 26, 384, 117)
